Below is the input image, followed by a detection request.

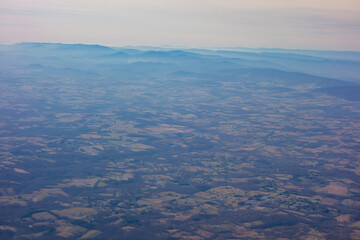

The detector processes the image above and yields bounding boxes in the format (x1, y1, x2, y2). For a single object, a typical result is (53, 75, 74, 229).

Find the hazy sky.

(1, 0, 360, 50)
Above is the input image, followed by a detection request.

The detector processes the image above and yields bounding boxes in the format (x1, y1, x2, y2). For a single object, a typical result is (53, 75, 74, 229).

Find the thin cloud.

(0, 0, 359, 50)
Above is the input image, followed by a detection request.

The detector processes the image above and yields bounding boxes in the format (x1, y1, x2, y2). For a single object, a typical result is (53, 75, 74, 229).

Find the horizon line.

(2, 41, 360, 53)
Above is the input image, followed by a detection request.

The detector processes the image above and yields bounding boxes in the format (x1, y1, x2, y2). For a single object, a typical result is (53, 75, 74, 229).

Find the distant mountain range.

(0, 42, 359, 101)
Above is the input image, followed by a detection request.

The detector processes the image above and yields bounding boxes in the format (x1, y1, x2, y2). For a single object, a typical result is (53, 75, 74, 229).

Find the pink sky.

(1, 0, 360, 50)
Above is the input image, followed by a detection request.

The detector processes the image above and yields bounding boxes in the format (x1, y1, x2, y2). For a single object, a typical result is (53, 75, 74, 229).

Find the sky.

(1, 0, 360, 50)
